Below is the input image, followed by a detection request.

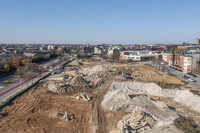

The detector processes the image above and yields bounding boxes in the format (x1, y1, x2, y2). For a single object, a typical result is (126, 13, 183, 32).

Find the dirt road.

(91, 78, 116, 133)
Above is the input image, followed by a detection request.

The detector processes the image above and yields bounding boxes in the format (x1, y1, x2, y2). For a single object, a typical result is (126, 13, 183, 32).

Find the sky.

(0, 0, 200, 44)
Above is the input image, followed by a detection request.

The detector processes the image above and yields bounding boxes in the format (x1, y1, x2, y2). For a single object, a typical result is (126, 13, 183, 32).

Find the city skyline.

(0, 0, 200, 44)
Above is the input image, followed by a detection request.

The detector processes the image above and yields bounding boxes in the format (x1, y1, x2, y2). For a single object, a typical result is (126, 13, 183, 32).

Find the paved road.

(0, 57, 73, 103)
(0, 58, 58, 91)
(137, 61, 200, 88)
(0, 75, 16, 85)
(0, 73, 42, 101)
(165, 66, 200, 88)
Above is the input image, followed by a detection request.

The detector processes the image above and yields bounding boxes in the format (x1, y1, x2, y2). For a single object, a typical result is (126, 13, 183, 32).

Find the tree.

(111, 52, 120, 60)
(127, 59, 133, 63)
(76, 53, 81, 59)
(65, 47, 71, 53)
(58, 56, 62, 61)
(3, 64, 10, 72)
(21, 59, 30, 66)
(0, 62, 4, 72)
(100, 52, 108, 60)
(24, 63, 37, 72)
(16, 67, 25, 77)
(12, 58, 21, 68)
(32, 55, 44, 63)
(50, 52, 58, 58)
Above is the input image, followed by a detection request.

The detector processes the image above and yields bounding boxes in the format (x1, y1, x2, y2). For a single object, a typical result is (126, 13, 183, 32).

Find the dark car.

(187, 72, 198, 77)
(124, 76, 133, 80)
(182, 75, 189, 79)
(178, 69, 183, 72)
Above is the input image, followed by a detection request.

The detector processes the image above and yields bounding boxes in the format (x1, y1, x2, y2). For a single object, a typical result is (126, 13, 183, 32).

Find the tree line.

(0, 52, 59, 74)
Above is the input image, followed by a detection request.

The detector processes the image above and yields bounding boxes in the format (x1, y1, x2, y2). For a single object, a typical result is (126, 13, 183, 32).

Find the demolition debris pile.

(70, 59, 83, 66)
(117, 108, 157, 133)
(69, 76, 88, 86)
(82, 65, 111, 75)
(102, 82, 200, 132)
(44, 81, 65, 93)
(70, 92, 92, 101)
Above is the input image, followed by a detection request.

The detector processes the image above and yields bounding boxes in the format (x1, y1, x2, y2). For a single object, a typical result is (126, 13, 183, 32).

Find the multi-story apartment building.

(107, 47, 120, 58)
(196, 38, 200, 45)
(180, 55, 192, 72)
(180, 54, 200, 73)
(164, 51, 182, 66)
(94, 47, 102, 54)
(164, 51, 200, 72)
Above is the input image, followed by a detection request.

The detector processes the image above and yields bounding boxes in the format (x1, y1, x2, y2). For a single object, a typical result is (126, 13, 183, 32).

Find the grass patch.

(156, 81, 181, 89)
(3, 77, 20, 86)
(181, 80, 189, 85)
(174, 116, 200, 133)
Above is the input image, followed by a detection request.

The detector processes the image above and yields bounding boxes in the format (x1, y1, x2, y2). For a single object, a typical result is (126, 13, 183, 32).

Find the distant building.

(165, 52, 182, 66)
(48, 45, 58, 50)
(40, 46, 47, 51)
(120, 51, 161, 61)
(180, 54, 200, 72)
(107, 48, 120, 58)
(23, 52, 37, 57)
(94, 47, 102, 54)
(81, 46, 93, 54)
(196, 38, 200, 45)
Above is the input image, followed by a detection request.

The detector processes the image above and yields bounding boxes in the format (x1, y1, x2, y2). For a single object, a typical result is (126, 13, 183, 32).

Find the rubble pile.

(44, 81, 66, 93)
(69, 76, 88, 86)
(102, 82, 184, 132)
(71, 92, 92, 101)
(70, 59, 83, 66)
(94, 78, 105, 86)
(66, 85, 92, 92)
(117, 109, 157, 133)
(85, 71, 110, 83)
(82, 65, 111, 75)
(131, 68, 153, 80)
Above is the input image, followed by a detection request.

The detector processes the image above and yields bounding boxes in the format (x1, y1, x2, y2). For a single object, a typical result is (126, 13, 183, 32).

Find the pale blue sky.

(0, 0, 200, 44)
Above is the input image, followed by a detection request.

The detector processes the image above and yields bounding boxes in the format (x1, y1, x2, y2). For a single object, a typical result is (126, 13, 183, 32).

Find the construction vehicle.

(75, 70, 79, 75)
(78, 69, 85, 77)
(59, 83, 65, 87)
(65, 70, 74, 79)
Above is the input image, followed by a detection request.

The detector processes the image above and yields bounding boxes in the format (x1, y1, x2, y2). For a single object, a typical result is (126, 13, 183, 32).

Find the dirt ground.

(0, 59, 192, 133)
(0, 83, 93, 133)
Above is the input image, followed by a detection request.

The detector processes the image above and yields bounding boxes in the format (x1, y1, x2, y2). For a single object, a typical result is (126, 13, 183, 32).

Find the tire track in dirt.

(92, 79, 114, 133)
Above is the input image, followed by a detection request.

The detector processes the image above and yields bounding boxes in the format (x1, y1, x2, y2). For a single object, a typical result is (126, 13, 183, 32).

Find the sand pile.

(102, 82, 200, 132)
(102, 82, 179, 129)
(102, 82, 200, 113)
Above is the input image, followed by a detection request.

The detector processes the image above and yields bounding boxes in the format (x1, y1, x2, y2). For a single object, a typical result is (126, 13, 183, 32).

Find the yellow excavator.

(78, 69, 85, 77)
(65, 70, 73, 79)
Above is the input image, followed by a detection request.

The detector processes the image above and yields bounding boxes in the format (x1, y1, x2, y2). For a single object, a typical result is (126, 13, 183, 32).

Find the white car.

(187, 78, 197, 82)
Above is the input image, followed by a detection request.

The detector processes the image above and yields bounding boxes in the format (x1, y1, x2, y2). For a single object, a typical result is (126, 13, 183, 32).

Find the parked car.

(178, 69, 183, 72)
(124, 76, 133, 80)
(187, 77, 197, 82)
(182, 75, 189, 79)
(187, 72, 198, 77)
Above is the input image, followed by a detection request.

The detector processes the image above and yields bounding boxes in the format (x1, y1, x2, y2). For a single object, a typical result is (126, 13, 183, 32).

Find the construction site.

(0, 58, 200, 133)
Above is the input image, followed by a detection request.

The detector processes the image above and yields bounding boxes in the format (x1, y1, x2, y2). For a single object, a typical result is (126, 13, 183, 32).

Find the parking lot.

(165, 66, 200, 89)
